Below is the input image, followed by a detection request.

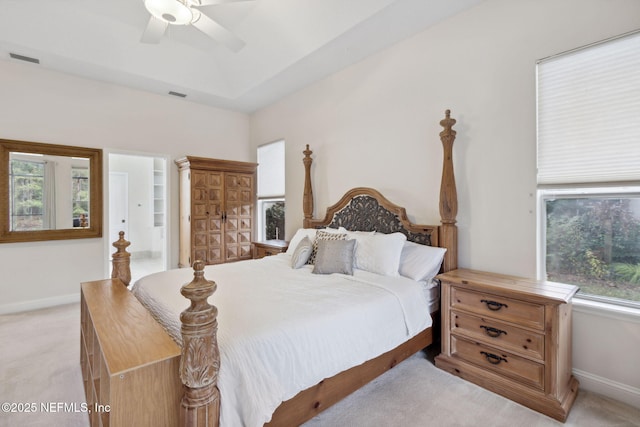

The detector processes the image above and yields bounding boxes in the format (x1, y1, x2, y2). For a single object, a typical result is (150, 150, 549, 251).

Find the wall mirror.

(0, 139, 103, 243)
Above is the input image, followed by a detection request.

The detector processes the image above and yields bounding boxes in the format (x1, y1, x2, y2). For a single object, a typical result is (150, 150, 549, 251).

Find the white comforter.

(132, 254, 432, 427)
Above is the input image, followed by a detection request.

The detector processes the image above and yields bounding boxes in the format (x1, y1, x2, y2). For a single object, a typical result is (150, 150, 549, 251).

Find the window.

(8, 154, 93, 231)
(257, 140, 285, 241)
(72, 166, 89, 227)
(9, 158, 44, 231)
(537, 31, 640, 307)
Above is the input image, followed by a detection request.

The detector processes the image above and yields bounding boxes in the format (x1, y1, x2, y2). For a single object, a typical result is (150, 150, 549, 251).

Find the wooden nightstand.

(253, 240, 289, 259)
(434, 269, 579, 422)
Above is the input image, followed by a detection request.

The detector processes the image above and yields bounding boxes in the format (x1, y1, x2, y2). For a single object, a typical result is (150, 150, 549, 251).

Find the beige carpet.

(1, 303, 639, 427)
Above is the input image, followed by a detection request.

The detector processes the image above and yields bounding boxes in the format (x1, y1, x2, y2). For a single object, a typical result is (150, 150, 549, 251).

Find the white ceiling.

(0, 0, 483, 112)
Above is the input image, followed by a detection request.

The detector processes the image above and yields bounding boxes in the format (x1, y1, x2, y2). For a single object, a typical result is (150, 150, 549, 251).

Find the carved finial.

(181, 260, 216, 305)
(440, 109, 457, 138)
(111, 231, 131, 286)
(303, 145, 314, 223)
(303, 144, 313, 158)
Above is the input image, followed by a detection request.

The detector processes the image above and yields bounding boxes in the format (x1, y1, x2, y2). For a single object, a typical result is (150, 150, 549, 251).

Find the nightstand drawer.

(451, 311, 544, 361)
(450, 287, 545, 331)
(451, 336, 545, 390)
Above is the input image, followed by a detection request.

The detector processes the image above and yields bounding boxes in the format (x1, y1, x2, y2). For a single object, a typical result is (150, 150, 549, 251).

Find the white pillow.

(286, 228, 317, 255)
(351, 232, 406, 276)
(322, 226, 348, 234)
(291, 236, 313, 269)
(398, 241, 447, 282)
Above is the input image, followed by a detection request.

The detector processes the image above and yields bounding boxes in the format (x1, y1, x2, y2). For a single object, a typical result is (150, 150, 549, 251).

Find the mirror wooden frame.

(0, 139, 103, 243)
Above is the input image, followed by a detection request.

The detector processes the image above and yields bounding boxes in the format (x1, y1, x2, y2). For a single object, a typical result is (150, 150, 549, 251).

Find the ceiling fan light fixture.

(144, 0, 193, 25)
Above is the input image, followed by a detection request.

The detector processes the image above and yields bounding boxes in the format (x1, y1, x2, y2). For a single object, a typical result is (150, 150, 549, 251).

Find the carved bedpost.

(180, 260, 221, 427)
(439, 110, 458, 272)
(302, 144, 314, 228)
(111, 231, 131, 286)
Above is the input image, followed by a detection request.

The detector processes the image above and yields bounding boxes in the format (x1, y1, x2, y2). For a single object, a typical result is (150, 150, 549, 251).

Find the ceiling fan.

(141, 0, 254, 52)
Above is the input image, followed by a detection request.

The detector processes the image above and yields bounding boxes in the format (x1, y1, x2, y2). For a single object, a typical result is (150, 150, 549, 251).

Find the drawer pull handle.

(480, 325, 507, 338)
(481, 299, 508, 311)
(480, 351, 508, 365)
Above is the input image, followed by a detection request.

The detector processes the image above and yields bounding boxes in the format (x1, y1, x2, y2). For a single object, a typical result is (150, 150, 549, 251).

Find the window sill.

(573, 297, 640, 323)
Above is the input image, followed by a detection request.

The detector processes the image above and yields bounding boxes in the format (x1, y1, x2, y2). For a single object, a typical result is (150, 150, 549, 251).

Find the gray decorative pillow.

(312, 239, 356, 275)
(291, 236, 313, 269)
(307, 230, 348, 265)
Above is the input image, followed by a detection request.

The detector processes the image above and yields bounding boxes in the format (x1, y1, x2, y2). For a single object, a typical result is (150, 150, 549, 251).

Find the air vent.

(9, 53, 40, 64)
(168, 91, 187, 98)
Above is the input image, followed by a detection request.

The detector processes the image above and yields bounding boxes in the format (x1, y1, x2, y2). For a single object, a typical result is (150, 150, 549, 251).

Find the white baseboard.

(0, 293, 80, 315)
(574, 368, 640, 409)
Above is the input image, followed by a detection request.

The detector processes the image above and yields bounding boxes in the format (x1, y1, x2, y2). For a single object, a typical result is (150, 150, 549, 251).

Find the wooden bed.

(80, 110, 459, 427)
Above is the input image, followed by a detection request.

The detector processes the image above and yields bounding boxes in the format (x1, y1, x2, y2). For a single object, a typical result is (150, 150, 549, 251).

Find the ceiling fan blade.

(141, 16, 168, 44)
(195, 0, 255, 6)
(191, 13, 245, 52)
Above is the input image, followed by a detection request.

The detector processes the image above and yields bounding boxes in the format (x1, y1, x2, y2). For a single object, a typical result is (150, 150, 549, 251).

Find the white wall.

(0, 60, 250, 313)
(250, 0, 640, 408)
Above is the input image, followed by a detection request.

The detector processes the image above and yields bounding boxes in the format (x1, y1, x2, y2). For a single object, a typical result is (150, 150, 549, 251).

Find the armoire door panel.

(194, 248, 207, 263)
(208, 248, 222, 264)
(193, 204, 208, 217)
(209, 189, 222, 203)
(239, 176, 251, 188)
(194, 232, 208, 246)
(192, 171, 208, 187)
(207, 173, 222, 187)
(193, 189, 207, 201)
(209, 218, 222, 231)
(226, 219, 238, 232)
(239, 190, 252, 202)
(240, 245, 252, 257)
(225, 231, 238, 245)
(209, 233, 221, 247)
(194, 219, 208, 233)
(226, 190, 239, 203)
(240, 219, 252, 231)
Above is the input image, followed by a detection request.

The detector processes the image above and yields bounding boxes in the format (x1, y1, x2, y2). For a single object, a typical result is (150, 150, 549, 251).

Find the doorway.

(108, 153, 167, 283)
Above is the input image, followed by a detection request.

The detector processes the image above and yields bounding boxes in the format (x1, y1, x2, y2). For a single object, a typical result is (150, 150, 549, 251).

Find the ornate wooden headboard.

(304, 187, 438, 247)
(301, 110, 458, 272)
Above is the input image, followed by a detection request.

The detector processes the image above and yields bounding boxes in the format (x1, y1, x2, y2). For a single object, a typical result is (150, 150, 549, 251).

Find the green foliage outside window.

(546, 197, 640, 303)
(265, 202, 285, 240)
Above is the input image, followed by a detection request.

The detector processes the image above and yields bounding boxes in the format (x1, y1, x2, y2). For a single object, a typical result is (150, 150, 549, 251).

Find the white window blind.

(537, 31, 640, 185)
(257, 140, 285, 197)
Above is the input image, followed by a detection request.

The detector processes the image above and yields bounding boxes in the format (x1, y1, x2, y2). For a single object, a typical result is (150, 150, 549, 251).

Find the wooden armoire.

(176, 156, 257, 267)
